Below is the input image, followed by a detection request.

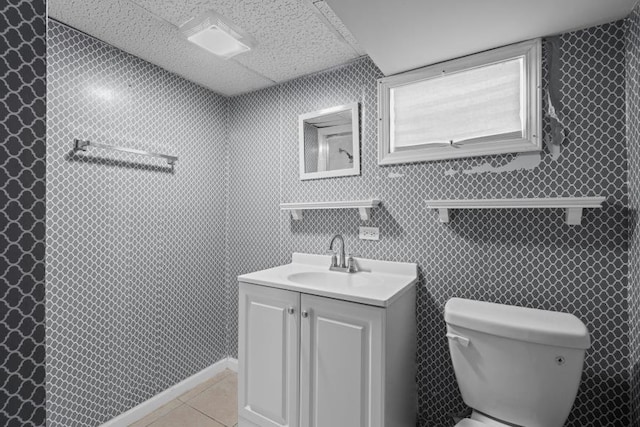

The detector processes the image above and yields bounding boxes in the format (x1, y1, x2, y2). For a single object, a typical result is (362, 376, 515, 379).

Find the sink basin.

(287, 271, 376, 288)
(238, 253, 418, 307)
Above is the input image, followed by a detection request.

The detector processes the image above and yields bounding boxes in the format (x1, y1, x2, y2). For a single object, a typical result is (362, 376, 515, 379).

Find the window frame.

(377, 38, 542, 165)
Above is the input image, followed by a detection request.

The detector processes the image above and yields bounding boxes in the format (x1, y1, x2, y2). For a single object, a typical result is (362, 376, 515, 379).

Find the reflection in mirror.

(299, 103, 360, 180)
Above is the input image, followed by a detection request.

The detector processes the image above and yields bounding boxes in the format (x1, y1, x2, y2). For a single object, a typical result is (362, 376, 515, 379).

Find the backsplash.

(228, 22, 629, 426)
(0, 1, 46, 426)
(46, 21, 228, 426)
(628, 1, 640, 425)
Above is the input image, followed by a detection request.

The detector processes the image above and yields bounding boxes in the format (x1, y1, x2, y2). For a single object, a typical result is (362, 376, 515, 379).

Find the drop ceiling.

(325, 0, 639, 76)
(49, 0, 638, 96)
(48, 0, 364, 96)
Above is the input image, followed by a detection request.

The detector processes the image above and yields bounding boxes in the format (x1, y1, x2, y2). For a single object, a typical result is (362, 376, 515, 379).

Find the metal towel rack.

(73, 139, 178, 166)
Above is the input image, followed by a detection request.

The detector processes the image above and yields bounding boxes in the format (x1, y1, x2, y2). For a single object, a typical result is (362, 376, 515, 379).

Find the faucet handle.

(326, 249, 338, 267)
(346, 253, 359, 273)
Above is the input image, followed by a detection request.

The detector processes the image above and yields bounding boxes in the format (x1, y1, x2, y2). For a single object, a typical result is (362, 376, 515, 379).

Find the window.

(378, 39, 541, 164)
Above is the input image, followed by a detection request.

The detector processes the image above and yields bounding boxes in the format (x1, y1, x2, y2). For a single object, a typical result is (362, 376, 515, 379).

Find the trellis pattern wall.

(228, 22, 629, 426)
(46, 21, 229, 426)
(628, 2, 640, 425)
(0, 1, 46, 426)
(39, 10, 638, 427)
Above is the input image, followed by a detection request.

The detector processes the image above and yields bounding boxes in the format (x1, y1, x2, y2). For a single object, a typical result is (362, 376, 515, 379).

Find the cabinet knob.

(287, 307, 295, 315)
(301, 310, 309, 318)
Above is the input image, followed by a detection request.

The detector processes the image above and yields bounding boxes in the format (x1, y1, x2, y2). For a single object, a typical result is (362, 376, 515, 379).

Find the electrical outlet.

(359, 226, 380, 241)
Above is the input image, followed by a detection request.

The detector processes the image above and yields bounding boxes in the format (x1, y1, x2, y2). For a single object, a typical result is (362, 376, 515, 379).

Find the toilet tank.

(444, 298, 590, 427)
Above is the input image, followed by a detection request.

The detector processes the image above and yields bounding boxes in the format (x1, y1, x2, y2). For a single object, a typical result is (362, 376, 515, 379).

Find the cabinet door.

(238, 282, 300, 427)
(300, 294, 384, 427)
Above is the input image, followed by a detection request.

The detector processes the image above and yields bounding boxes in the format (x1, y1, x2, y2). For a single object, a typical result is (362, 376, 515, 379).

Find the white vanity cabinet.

(238, 283, 300, 427)
(237, 254, 417, 427)
(299, 293, 385, 427)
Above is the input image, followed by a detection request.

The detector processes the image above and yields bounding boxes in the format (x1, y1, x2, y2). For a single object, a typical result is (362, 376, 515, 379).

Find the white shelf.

(425, 196, 606, 225)
(280, 199, 381, 221)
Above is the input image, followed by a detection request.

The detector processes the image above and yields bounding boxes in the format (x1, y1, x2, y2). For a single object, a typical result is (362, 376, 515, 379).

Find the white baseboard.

(226, 357, 238, 372)
(100, 357, 238, 427)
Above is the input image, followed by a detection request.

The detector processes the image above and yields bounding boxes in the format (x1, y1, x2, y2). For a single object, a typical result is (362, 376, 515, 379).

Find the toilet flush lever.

(446, 333, 470, 347)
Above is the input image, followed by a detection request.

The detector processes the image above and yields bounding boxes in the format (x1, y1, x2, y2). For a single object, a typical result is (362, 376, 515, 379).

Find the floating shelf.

(425, 196, 606, 225)
(280, 199, 381, 221)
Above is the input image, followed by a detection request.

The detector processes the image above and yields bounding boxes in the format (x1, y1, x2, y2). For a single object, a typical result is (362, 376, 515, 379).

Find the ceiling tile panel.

(49, 0, 361, 95)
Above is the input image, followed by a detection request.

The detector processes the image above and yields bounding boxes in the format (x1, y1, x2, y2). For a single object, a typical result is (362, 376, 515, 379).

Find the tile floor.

(129, 370, 238, 427)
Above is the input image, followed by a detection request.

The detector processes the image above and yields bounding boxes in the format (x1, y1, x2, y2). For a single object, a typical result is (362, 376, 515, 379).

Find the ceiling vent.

(180, 10, 257, 59)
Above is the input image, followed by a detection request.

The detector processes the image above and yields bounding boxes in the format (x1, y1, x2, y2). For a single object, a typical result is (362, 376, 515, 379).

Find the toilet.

(444, 298, 591, 427)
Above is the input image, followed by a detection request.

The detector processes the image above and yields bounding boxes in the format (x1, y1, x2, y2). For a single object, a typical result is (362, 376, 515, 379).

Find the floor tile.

(178, 370, 233, 402)
(186, 374, 238, 426)
(148, 405, 225, 427)
(129, 399, 183, 427)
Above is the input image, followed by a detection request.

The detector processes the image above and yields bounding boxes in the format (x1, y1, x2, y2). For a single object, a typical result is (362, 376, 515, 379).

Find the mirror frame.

(377, 39, 541, 165)
(298, 102, 360, 180)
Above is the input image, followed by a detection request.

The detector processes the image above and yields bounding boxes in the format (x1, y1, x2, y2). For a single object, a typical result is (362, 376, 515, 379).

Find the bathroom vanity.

(237, 253, 418, 427)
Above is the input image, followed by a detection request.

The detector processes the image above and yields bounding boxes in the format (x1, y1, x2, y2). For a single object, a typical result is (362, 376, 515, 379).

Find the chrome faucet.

(329, 234, 346, 269)
(328, 234, 357, 273)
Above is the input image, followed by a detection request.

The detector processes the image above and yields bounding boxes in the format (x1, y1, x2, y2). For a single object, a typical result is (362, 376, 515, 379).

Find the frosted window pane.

(390, 58, 524, 151)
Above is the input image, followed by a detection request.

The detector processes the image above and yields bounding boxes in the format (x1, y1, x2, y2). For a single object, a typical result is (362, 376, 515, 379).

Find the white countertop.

(238, 253, 418, 307)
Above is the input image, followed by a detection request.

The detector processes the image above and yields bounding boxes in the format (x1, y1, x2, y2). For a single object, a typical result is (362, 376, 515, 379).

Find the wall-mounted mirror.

(299, 103, 360, 180)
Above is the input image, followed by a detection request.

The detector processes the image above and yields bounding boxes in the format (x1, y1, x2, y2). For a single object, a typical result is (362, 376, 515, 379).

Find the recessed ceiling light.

(180, 10, 256, 59)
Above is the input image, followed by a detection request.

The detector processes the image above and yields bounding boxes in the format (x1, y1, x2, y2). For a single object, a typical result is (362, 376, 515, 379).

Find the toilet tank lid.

(444, 298, 590, 349)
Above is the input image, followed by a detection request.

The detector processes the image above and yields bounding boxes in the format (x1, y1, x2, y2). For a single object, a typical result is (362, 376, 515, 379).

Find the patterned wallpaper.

(228, 22, 629, 426)
(46, 21, 229, 426)
(628, 2, 640, 425)
(0, 1, 46, 426)
(7, 7, 630, 427)
(226, 86, 284, 355)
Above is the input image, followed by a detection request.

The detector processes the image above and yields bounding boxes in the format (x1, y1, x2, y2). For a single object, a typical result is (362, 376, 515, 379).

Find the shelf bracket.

(565, 207, 583, 225)
(358, 207, 372, 221)
(291, 209, 303, 220)
(438, 208, 450, 223)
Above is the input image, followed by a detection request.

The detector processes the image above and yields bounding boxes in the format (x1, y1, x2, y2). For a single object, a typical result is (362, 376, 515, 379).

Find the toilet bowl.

(444, 298, 590, 427)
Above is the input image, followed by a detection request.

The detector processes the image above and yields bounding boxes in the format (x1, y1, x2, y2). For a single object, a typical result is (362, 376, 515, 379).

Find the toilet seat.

(454, 419, 487, 427)
(454, 411, 515, 427)
(455, 419, 513, 427)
